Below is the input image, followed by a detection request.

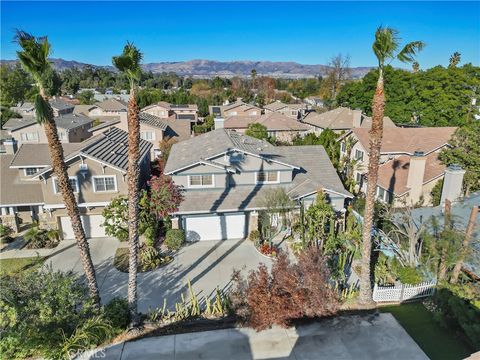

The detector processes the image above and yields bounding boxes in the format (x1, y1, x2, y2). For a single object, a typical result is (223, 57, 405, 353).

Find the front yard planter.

(113, 246, 173, 273)
(254, 243, 280, 258)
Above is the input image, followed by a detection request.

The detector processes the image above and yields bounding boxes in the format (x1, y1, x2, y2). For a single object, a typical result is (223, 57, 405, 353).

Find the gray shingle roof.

(139, 113, 168, 130)
(0, 154, 44, 206)
(3, 116, 37, 131)
(96, 99, 128, 112)
(4, 114, 93, 131)
(49, 98, 74, 112)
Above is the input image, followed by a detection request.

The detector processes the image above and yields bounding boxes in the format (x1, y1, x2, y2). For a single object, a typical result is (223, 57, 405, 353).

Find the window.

(355, 172, 363, 184)
(53, 176, 79, 194)
(140, 131, 155, 141)
(355, 149, 364, 161)
(251, 111, 258, 116)
(188, 174, 213, 188)
(256, 171, 279, 184)
(227, 151, 244, 163)
(340, 142, 346, 153)
(58, 131, 67, 141)
(377, 186, 385, 201)
(93, 176, 117, 192)
(24, 168, 39, 176)
(20, 132, 38, 141)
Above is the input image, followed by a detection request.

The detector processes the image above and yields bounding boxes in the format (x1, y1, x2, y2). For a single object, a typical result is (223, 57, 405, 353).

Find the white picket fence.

(373, 280, 436, 303)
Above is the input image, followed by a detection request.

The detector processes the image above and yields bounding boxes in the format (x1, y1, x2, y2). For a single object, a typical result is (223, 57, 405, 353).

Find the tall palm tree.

(15, 31, 101, 306)
(112, 42, 143, 325)
(251, 68, 257, 90)
(448, 51, 461, 68)
(412, 61, 420, 73)
(359, 27, 424, 306)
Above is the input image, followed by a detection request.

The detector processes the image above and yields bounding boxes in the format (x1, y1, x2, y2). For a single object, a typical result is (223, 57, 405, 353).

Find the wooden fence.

(373, 280, 436, 303)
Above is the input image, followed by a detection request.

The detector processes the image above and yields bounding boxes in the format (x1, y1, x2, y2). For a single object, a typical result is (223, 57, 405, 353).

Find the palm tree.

(412, 61, 419, 73)
(112, 42, 143, 325)
(448, 52, 461, 68)
(251, 68, 257, 90)
(15, 31, 101, 306)
(358, 27, 424, 306)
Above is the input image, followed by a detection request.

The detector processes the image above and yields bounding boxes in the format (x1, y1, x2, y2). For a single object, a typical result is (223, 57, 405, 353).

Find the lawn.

(381, 302, 474, 360)
(0, 257, 45, 276)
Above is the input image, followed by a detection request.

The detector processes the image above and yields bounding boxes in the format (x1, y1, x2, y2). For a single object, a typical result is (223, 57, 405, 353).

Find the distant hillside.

(1, 58, 373, 79)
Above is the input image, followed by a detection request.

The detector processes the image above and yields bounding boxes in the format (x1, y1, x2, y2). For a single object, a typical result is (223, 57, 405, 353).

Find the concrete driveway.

(45, 238, 271, 313)
(81, 313, 428, 360)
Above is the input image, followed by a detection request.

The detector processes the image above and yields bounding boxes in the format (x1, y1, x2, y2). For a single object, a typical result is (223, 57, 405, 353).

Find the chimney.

(406, 151, 426, 205)
(3, 138, 18, 155)
(214, 117, 225, 130)
(440, 164, 466, 207)
(353, 110, 362, 128)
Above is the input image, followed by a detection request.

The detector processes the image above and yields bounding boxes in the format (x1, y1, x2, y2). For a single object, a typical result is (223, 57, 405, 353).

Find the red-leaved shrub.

(230, 246, 339, 331)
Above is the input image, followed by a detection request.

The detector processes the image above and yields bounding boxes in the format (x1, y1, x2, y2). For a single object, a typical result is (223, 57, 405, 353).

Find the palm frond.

(14, 30, 51, 83)
(372, 26, 400, 67)
(397, 41, 426, 63)
(112, 41, 143, 87)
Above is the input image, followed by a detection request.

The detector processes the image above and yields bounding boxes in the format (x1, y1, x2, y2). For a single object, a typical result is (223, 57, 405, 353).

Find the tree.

(412, 61, 420, 73)
(258, 188, 294, 246)
(449, 52, 461, 68)
(147, 172, 184, 219)
(251, 68, 257, 90)
(15, 30, 101, 306)
(439, 122, 480, 195)
(245, 122, 268, 140)
(320, 54, 350, 106)
(0, 64, 32, 106)
(359, 27, 424, 307)
(112, 42, 143, 325)
(304, 192, 336, 251)
(78, 90, 95, 105)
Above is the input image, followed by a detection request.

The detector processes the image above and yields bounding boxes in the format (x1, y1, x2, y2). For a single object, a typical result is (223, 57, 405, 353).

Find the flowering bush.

(258, 243, 279, 257)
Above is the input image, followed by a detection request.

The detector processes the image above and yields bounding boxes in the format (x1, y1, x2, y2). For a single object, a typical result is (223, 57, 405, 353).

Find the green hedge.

(433, 286, 480, 350)
(165, 229, 185, 250)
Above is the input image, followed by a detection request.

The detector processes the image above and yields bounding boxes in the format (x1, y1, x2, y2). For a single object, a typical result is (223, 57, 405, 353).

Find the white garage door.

(60, 215, 107, 239)
(185, 213, 246, 241)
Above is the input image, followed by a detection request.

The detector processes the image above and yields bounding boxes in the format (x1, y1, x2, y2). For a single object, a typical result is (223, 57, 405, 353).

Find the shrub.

(165, 229, 185, 250)
(0, 224, 14, 244)
(433, 284, 480, 349)
(104, 297, 130, 332)
(0, 269, 110, 359)
(231, 246, 339, 330)
(248, 230, 261, 242)
(397, 266, 423, 284)
(143, 225, 156, 247)
(24, 226, 59, 249)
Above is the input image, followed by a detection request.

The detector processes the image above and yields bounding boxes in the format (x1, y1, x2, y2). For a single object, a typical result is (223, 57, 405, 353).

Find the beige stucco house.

(263, 101, 307, 120)
(340, 127, 458, 207)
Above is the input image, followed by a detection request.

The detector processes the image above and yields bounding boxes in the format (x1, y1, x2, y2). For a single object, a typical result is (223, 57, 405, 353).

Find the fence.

(373, 280, 436, 303)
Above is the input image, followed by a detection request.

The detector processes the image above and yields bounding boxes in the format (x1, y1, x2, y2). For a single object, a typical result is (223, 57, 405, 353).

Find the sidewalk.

(0, 239, 77, 260)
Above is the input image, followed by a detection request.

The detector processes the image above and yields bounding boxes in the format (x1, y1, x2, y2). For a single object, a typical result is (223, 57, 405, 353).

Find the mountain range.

(1, 58, 373, 79)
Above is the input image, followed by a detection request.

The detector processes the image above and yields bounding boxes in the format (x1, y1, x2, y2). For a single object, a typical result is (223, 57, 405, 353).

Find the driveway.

(80, 313, 428, 360)
(45, 238, 271, 313)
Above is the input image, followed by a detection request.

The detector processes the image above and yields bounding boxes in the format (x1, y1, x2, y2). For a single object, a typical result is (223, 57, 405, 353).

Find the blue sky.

(1, 1, 479, 68)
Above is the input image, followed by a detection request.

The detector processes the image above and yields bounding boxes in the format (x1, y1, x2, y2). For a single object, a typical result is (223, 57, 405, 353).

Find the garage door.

(60, 215, 107, 239)
(184, 213, 246, 241)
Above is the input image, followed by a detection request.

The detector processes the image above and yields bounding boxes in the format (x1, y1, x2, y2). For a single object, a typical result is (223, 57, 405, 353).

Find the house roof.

(376, 152, 446, 196)
(11, 102, 34, 112)
(264, 101, 288, 112)
(0, 154, 44, 206)
(352, 127, 457, 155)
(11, 128, 151, 175)
(225, 113, 309, 131)
(74, 104, 98, 116)
(49, 98, 74, 112)
(142, 101, 198, 112)
(223, 101, 261, 112)
(139, 113, 168, 130)
(96, 98, 128, 112)
(302, 107, 396, 130)
(4, 113, 93, 131)
(410, 192, 480, 278)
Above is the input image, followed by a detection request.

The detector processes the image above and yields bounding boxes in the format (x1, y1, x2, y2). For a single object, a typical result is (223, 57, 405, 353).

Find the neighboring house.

(3, 113, 94, 147)
(0, 127, 152, 238)
(49, 98, 75, 116)
(340, 127, 457, 207)
(142, 101, 198, 121)
(164, 129, 351, 241)
(88, 98, 128, 122)
(74, 104, 100, 117)
(89, 112, 191, 158)
(219, 112, 309, 143)
(302, 107, 396, 134)
(263, 101, 307, 119)
(210, 101, 262, 118)
(304, 97, 324, 107)
(10, 102, 35, 116)
(93, 94, 131, 103)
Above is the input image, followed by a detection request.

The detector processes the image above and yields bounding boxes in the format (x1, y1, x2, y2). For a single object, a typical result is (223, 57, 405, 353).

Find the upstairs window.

(53, 176, 79, 194)
(340, 142, 346, 153)
(24, 168, 39, 176)
(20, 132, 38, 141)
(140, 131, 155, 141)
(93, 176, 117, 192)
(355, 149, 364, 161)
(256, 171, 279, 184)
(188, 174, 213, 188)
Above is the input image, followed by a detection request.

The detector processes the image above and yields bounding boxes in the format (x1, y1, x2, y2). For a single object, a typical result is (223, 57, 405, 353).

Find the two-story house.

(263, 101, 307, 120)
(209, 101, 262, 118)
(302, 107, 396, 134)
(3, 113, 94, 147)
(142, 101, 198, 121)
(0, 127, 152, 238)
(49, 98, 75, 116)
(164, 129, 351, 241)
(218, 112, 309, 143)
(339, 127, 458, 207)
(87, 98, 128, 121)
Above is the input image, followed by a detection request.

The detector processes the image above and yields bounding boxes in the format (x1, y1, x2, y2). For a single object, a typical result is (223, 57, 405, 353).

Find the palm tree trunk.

(41, 91, 100, 306)
(126, 88, 141, 325)
(450, 205, 478, 283)
(359, 70, 385, 306)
